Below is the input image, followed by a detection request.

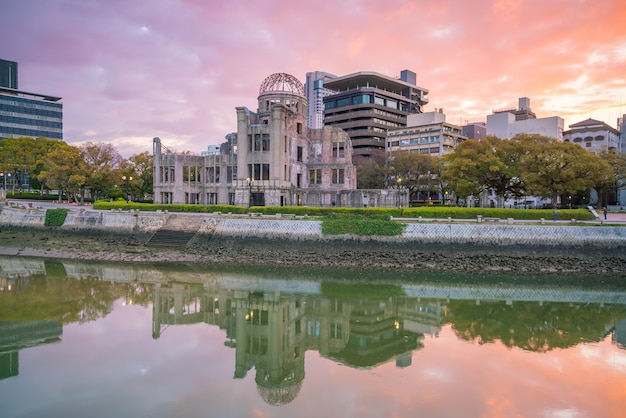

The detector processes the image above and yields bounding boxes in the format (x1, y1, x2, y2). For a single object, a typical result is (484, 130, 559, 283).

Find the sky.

(1, 0, 625, 157)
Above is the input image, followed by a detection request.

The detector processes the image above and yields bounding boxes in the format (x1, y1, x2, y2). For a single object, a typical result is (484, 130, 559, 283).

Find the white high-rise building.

(304, 71, 336, 129)
(486, 97, 563, 140)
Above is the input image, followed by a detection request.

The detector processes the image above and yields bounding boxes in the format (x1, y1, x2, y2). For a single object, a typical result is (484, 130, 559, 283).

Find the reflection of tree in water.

(0, 267, 154, 324)
(447, 301, 626, 352)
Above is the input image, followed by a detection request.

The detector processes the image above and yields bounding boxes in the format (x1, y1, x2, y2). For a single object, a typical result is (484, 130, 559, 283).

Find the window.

(254, 134, 261, 151)
(325, 101, 335, 109)
(337, 97, 350, 107)
(297, 173, 302, 188)
(332, 142, 345, 158)
(386, 99, 397, 109)
(262, 164, 269, 180)
(207, 193, 217, 205)
(227, 166, 237, 182)
(309, 169, 321, 185)
(332, 168, 344, 184)
(374, 96, 385, 106)
(352, 94, 371, 105)
(248, 164, 270, 180)
(262, 134, 270, 151)
(297, 123, 302, 134)
(297, 146, 303, 162)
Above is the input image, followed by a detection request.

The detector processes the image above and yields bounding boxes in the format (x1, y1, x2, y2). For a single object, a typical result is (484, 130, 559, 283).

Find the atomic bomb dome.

(259, 73, 305, 97)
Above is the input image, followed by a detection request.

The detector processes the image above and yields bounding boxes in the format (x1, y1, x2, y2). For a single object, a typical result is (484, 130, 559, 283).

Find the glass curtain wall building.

(0, 59, 62, 141)
(0, 88, 62, 140)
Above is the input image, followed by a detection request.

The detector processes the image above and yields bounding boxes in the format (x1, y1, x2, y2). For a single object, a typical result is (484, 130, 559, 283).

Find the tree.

(355, 154, 385, 189)
(128, 151, 154, 200)
(38, 144, 88, 203)
(442, 136, 523, 207)
(518, 135, 598, 208)
(387, 152, 438, 204)
(81, 142, 124, 201)
(0, 136, 66, 193)
(598, 150, 626, 206)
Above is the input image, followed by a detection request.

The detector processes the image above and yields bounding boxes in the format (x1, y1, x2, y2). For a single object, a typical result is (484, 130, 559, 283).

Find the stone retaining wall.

(1, 207, 625, 248)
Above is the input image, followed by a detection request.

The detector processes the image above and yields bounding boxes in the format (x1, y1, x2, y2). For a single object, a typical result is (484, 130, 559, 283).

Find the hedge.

(91, 201, 596, 220)
(44, 208, 69, 226)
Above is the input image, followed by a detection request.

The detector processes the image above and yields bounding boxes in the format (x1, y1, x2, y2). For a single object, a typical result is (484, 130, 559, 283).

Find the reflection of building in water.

(612, 319, 626, 349)
(151, 283, 440, 404)
(0, 320, 62, 380)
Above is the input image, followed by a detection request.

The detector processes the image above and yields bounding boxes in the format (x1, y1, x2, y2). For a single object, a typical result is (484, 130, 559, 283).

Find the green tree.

(0, 137, 67, 193)
(442, 136, 523, 207)
(81, 142, 123, 201)
(355, 154, 385, 189)
(128, 151, 154, 200)
(598, 150, 626, 206)
(518, 135, 601, 208)
(38, 144, 88, 203)
(387, 151, 438, 204)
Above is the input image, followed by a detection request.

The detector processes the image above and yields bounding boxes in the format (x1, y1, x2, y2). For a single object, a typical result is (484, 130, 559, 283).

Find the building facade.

(153, 73, 405, 208)
(322, 70, 429, 159)
(386, 110, 467, 156)
(0, 59, 18, 89)
(304, 71, 336, 130)
(562, 118, 621, 154)
(0, 59, 62, 141)
(563, 117, 625, 206)
(486, 97, 563, 140)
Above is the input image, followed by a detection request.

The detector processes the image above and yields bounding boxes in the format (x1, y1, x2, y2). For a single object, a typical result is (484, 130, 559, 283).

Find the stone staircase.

(144, 214, 205, 248)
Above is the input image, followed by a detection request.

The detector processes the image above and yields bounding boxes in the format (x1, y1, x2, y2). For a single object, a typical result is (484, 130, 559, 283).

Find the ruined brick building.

(153, 73, 406, 208)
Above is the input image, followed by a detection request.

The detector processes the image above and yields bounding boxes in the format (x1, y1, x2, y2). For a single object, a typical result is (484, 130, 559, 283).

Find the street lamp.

(246, 177, 254, 207)
(122, 175, 133, 201)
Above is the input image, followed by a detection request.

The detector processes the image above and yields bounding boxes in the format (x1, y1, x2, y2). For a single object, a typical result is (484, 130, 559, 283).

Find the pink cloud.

(1, 0, 624, 157)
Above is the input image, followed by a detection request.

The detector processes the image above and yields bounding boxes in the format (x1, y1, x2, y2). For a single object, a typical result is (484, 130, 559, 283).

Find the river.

(1, 256, 625, 417)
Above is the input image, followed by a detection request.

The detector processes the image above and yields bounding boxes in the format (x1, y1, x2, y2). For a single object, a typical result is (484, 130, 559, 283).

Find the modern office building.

(0, 59, 62, 141)
(322, 70, 429, 160)
(0, 59, 18, 89)
(153, 73, 406, 208)
(462, 121, 487, 140)
(304, 71, 336, 129)
(386, 110, 467, 156)
(486, 97, 563, 140)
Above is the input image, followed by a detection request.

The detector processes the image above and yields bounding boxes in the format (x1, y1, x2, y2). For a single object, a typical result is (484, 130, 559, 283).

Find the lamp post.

(246, 177, 254, 207)
(122, 175, 133, 201)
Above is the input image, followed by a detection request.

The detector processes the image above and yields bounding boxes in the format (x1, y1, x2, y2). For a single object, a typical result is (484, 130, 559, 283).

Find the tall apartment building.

(304, 71, 336, 129)
(322, 70, 429, 160)
(486, 97, 563, 141)
(0, 59, 62, 141)
(386, 110, 467, 156)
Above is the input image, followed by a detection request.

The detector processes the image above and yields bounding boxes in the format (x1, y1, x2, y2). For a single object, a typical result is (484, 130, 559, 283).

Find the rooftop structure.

(486, 97, 563, 140)
(322, 70, 429, 160)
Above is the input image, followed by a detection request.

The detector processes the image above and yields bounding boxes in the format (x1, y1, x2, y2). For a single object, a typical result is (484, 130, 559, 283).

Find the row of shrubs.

(93, 200, 595, 221)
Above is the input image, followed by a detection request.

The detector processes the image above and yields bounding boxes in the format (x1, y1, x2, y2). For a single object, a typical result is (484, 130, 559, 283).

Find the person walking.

(603, 207, 608, 220)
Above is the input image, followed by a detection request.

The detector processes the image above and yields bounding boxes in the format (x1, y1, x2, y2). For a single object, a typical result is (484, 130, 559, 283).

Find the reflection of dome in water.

(259, 73, 305, 97)
(256, 380, 303, 406)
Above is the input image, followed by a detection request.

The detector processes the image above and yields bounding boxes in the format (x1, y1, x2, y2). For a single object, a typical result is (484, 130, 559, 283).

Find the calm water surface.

(1, 256, 625, 418)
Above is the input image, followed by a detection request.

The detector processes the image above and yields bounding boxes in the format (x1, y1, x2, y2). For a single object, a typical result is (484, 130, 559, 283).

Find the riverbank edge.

(1, 224, 626, 275)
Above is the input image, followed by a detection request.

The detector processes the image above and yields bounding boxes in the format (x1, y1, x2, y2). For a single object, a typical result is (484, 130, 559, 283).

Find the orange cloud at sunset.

(1, 0, 624, 156)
